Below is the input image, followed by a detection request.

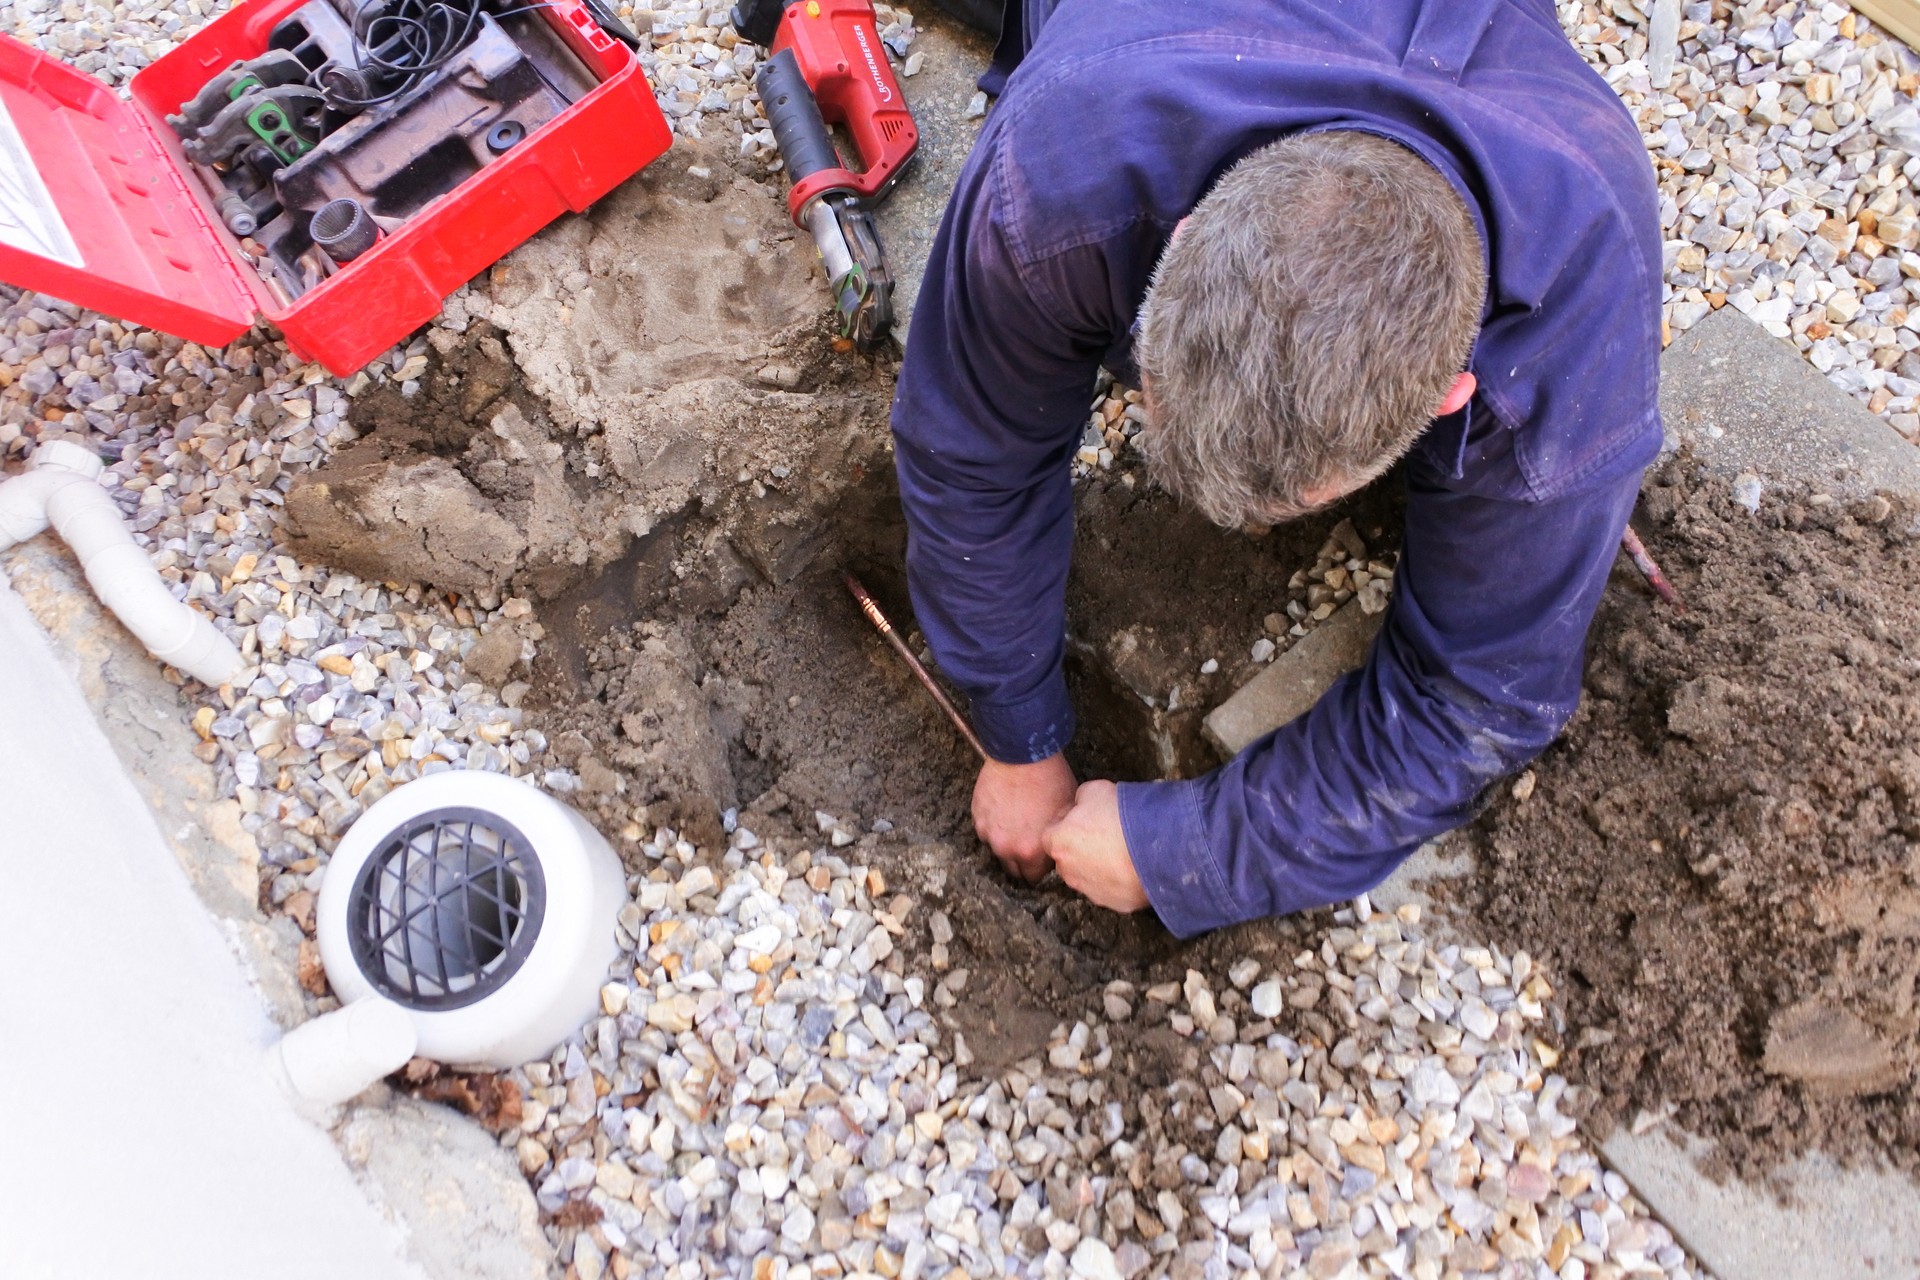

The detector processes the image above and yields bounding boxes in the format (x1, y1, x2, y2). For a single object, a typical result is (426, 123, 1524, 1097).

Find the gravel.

(1567, 0, 1920, 440)
(14, 0, 1918, 1276)
(524, 834, 1701, 1280)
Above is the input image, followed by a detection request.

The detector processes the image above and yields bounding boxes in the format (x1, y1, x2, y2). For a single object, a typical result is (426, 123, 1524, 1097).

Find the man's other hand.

(973, 754, 1077, 883)
(1043, 781, 1150, 914)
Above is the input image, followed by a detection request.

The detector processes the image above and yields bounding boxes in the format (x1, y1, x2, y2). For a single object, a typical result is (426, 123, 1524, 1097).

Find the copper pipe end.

(843, 573, 989, 762)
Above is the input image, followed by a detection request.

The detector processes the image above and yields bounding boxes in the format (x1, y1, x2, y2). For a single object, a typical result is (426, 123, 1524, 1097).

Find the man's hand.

(973, 754, 1078, 883)
(1043, 781, 1150, 914)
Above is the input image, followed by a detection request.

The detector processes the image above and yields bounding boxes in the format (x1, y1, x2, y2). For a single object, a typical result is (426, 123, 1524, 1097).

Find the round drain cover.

(345, 806, 546, 1011)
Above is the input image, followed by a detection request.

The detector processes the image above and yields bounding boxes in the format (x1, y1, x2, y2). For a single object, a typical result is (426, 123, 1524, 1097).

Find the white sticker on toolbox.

(0, 96, 82, 268)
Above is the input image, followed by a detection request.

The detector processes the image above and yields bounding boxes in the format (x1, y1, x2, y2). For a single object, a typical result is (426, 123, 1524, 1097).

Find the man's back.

(963, 0, 1664, 499)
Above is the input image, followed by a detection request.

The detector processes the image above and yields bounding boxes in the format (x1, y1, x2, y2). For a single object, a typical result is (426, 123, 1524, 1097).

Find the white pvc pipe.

(271, 997, 419, 1108)
(0, 441, 242, 687)
(46, 480, 243, 685)
(0, 467, 70, 551)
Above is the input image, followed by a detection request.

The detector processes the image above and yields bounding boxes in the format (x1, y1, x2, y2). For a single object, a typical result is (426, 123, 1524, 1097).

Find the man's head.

(1135, 131, 1486, 527)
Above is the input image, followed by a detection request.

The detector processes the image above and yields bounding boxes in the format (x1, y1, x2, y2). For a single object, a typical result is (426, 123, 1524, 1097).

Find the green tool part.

(246, 98, 315, 165)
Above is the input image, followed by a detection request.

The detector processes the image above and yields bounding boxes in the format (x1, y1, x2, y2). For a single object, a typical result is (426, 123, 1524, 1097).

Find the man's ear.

(1438, 371, 1477, 417)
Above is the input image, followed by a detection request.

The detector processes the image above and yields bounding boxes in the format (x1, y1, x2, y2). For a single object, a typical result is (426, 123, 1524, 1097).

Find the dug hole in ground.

(9, 3, 1920, 1279)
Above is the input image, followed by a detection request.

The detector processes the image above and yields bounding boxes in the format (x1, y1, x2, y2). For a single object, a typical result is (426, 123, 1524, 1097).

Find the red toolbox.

(0, 0, 671, 375)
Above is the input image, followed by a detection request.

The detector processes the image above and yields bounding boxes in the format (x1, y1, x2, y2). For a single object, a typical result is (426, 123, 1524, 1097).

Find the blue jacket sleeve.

(890, 151, 1115, 763)
(1117, 455, 1645, 937)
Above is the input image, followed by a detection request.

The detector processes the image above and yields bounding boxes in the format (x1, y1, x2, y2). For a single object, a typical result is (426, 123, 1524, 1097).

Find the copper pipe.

(843, 573, 989, 761)
(1621, 526, 1684, 611)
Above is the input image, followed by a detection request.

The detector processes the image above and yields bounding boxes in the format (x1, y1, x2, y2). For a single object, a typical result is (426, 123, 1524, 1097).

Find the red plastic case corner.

(0, 0, 671, 374)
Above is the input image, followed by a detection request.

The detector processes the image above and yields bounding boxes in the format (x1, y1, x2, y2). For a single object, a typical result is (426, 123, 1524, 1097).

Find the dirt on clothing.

(1471, 457, 1920, 1182)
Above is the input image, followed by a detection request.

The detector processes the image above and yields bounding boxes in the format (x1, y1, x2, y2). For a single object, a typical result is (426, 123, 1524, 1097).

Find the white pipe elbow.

(271, 997, 419, 1109)
(42, 479, 243, 687)
(0, 469, 73, 552)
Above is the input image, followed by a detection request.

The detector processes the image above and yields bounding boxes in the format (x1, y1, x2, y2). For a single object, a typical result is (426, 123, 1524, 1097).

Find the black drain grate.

(346, 806, 546, 1011)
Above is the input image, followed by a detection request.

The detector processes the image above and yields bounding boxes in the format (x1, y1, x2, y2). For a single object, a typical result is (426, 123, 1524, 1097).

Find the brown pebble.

(297, 939, 328, 995)
(284, 889, 317, 935)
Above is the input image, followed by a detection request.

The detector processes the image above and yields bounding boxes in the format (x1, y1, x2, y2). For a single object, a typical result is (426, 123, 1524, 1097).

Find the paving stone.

(1662, 307, 1920, 499)
(1600, 1128, 1920, 1280)
(1203, 603, 1380, 758)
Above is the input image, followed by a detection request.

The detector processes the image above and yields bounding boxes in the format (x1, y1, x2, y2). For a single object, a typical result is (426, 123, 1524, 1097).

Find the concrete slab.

(1202, 603, 1381, 758)
(1661, 306, 1920, 498)
(872, 15, 994, 340)
(1366, 839, 1477, 918)
(1600, 1128, 1920, 1280)
(0, 578, 427, 1280)
(4, 540, 307, 1023)
(340, 1097, 553, 1280)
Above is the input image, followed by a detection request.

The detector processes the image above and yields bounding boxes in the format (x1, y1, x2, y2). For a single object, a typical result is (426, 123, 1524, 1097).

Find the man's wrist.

(971, 666, 1076, 763)
(1116, 777, 1240, 939)
(981, 753, 1067, 774)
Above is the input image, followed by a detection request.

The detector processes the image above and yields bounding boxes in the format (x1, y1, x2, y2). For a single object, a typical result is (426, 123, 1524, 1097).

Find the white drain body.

(315, 771, 627, 1071)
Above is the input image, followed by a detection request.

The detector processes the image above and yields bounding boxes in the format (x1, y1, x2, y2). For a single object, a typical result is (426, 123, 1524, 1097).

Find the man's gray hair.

(1135, 131, 1486, 528)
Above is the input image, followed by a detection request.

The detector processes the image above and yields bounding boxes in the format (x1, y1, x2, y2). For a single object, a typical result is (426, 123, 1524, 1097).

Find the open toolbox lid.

(0, 35, 258, 347)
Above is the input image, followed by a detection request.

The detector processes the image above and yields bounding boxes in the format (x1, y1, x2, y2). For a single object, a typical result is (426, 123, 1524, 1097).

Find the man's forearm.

(894, 438, 1079, 762)
(888, 147, 1108, 761)
(1117, 464, 1645, 937)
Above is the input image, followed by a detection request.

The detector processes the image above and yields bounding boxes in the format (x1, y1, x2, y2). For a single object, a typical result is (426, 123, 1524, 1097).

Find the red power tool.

(732, 0, 919, 348)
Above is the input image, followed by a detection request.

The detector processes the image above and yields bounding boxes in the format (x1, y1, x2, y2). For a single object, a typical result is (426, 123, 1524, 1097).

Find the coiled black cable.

(316, 0, 636, 111)
(321, 0, 489, 108)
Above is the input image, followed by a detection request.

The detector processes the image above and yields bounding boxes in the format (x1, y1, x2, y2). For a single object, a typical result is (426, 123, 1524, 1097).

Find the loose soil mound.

(287, 136, 892, 605)
(1473, 458, 1920, 1180)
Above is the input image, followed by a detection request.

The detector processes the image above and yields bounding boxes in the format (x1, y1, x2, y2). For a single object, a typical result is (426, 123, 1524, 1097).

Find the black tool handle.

(730, 0, 792, 47)
(755, 48, 840, 184)
(580, 0, 641, 48)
